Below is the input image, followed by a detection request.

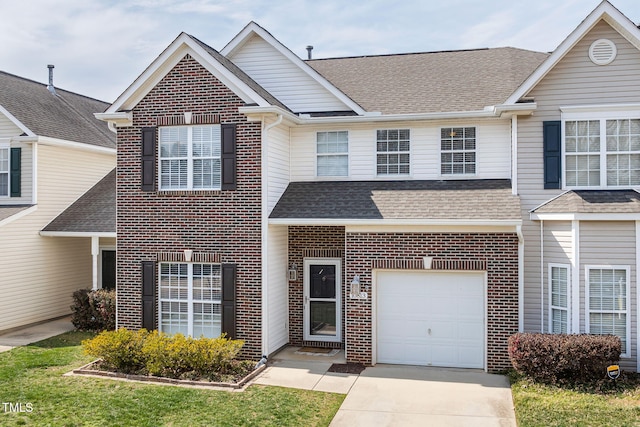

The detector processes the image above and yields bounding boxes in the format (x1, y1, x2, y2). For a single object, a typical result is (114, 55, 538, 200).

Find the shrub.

(508, 333, 621, 384)
(82, 329, 245, 380)
(71, 288, 116, 331)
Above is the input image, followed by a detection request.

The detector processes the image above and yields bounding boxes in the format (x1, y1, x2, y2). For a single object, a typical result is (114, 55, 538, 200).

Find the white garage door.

(377, 271, 485, 369)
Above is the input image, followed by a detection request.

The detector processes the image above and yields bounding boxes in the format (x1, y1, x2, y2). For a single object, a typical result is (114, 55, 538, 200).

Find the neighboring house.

(98, 1, 640, 372)
(0, 70, 116, 333)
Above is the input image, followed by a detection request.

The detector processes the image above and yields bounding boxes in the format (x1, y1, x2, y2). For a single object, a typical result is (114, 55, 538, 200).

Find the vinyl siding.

(519, 20, 640, 333)
(266, 224, 289, 354)
(0, 144, 115, 332)
(290, 118, 511, 181)
(266, 120, 290, 213)
(0, 113, 23, 137)
(0, 113, 33, 205)
(541, 221, 573, 332)
(229, 35, 350, 113)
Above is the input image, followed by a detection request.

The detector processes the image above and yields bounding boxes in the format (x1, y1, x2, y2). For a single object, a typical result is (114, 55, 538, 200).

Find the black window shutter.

(543, 121, 562, 189)
(221, 124, 237, 190)
(221, 263, 237, 339)
(141, 127, 157, 192)
(10, 147, 21, 197)
(141, 261, 157, 330)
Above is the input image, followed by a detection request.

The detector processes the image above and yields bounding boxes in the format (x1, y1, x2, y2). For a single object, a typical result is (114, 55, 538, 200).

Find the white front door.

(303, 258, 341, 342)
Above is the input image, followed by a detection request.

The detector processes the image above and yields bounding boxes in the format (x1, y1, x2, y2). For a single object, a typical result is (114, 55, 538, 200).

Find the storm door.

(303, 258, 341, 342)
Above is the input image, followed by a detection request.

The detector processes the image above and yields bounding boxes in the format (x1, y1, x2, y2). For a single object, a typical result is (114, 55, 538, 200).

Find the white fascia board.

(39, 231, 117, 238)
(106, 33, 270, 114)
(269, 218, 522, 227)
(505, 1, 640, 105)
(37, 136, 116, 155)
(345, 224, 521, 234)
(222, 22, 365, 115)
(0, 104, 34, 137)
(530, 212, 640, 221)
(94, 111, 132, 128)
(0, 205, 37, 228)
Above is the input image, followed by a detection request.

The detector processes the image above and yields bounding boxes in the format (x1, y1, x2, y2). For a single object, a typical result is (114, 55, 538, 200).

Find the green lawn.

(511, 373, 640, 427)
(0, 332, 344, 426)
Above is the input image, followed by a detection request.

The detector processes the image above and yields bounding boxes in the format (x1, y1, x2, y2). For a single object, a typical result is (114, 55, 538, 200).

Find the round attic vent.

(589, 39, 617, 65)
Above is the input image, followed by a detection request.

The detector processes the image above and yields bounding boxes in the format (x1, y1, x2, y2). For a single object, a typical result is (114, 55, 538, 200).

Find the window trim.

(158, 262, 222, 338)
(158, 125, 221, 191)
(375, 128, 411, 177)
(315, 130, 350, 178)
(439, 126, 478, 177)
(548, 263, 571, 334)
(585, 265, 631, 358)
(0, 144, 9, 198)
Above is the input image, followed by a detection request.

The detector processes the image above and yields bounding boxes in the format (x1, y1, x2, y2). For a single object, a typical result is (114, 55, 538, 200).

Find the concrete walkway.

(0, 317, 74, 352)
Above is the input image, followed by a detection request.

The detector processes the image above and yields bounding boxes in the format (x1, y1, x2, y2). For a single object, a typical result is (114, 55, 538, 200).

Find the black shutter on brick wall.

(221, 263, 237, 339)
(221, 124, 237, 190)
(141, 127, 157, 192)
(10, 147, 20, 197)
(543, 121, 562, 189)
(142, 261, 157, 330)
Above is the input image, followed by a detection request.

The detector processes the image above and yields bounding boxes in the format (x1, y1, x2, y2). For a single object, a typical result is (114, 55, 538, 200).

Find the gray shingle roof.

(270, 180, 521, 221)
(307, 48, 549, 115)
(532, 190, 640, 214)
(0, 205, 33, 223)
(42, 168, 115, 233)
(0, 71, 115, 149)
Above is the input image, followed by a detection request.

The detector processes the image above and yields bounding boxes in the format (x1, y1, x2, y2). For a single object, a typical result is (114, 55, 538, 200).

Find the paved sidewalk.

(0, 316, 74, 352)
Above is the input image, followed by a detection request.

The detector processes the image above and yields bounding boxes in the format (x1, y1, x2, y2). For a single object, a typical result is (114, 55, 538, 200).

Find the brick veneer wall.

(116, 54, 263, 358)
(345, 232, 519, 372)
(288, 226, 346, 348)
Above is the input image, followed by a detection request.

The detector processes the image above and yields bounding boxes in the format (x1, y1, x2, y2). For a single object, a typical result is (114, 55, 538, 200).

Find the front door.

(303, 258, 341, 342)
(101, 250, 116, 290)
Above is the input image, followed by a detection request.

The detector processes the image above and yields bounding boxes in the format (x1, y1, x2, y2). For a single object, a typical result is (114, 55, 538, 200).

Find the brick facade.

(116, 54, 263, 358)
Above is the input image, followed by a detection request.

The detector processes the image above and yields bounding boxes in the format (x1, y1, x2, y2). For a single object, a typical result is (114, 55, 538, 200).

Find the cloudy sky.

(1, 0, 638, 103)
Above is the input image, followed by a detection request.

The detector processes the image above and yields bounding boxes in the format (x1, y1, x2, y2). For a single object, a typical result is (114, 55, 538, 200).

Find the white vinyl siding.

(376, 129, 410, 175)
(266, 120, 290, 213)
(549, 264, 570, 333)
(440, 127, 476, 175)
(585, 266, 630, 356)
(0, 146, 8, 197)
(317, 131, 348, 177)
(266, 225, 289, 354)
(159, 263, 222, 338)
(159, 125, 221, 191)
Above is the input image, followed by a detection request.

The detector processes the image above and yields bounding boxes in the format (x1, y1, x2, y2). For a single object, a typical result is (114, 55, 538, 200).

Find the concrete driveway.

(329, 365, 516, 427)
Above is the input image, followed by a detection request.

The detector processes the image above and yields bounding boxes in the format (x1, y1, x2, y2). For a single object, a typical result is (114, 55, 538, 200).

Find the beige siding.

(519, 20, 640, 334)
(290, 118, 511, 181)
(229, 35, 349, 113)
(266, 224, 289, 354)
(266, 121, 290, 213)
(0, 113, 23, 137)
(0, 113, 33, 205)
(0, 144, 115, 332)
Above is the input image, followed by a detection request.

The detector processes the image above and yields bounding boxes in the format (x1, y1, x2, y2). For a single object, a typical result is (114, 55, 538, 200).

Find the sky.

(1, 0, 639, 103)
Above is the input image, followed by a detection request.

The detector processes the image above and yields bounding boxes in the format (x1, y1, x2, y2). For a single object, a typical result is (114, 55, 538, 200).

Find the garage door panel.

(377, 271, 484, 369)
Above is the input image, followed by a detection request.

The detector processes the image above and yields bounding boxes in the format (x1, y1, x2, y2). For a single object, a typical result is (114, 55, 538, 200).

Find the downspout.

(261, 114, 283, 357)
(540, 220, 544, 332)
(517, 225, 524, 332)
(511, 115, 518, 196)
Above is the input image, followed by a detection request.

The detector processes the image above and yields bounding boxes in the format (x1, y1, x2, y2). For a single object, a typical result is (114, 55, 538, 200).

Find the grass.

(511, 372, 640, 427)
(0, 332, 344, 426)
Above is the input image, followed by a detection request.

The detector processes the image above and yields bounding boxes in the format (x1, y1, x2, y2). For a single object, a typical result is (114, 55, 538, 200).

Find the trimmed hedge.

(71, 288, 116, 331)
(508, 333, 621, 384)
(82, 329, 245, 380)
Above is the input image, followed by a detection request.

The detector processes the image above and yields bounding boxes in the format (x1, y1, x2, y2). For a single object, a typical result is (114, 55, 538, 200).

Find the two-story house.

(0, 69, 116, 333)
(98, 0, 640, 372)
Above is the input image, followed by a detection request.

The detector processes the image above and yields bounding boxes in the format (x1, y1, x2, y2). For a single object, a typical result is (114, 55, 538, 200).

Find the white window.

(586, 266, 630, 356)
(159, 263, 222, 338)
(565, 118, 640, 188)
(377, 129, 410, 175)
(549, 264, 570, 334)
(159, 125, 221, 190)
(441, 127, 476, 175)
(0, 147, 8, 197)
(317, 131, 348, 177)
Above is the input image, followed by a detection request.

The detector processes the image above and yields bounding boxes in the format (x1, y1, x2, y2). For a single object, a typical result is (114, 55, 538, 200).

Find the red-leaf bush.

(508, 333, 621, 384)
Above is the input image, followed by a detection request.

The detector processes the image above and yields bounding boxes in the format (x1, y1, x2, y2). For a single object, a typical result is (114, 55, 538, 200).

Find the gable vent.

(589, 39, 616, 65)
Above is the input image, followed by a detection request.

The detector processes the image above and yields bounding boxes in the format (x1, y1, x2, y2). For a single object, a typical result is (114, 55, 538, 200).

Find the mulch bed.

(327, 363, 366, 374)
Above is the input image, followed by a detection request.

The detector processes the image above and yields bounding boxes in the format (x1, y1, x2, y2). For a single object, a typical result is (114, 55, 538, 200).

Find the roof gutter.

(95, 111, 133, 132)
(268, 218, 522, 227)
(39, 231, 116, 238)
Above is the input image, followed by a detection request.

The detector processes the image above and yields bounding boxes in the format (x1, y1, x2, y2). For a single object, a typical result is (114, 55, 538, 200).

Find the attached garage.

(376, 270, 485, 369)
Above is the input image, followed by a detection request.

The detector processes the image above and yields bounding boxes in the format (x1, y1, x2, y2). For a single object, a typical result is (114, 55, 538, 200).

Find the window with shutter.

(0, 147, 8, 197)
(543, 121, 561, 189)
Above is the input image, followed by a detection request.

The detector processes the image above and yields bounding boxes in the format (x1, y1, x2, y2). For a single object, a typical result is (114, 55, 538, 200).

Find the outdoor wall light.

(288, 263, 297, 281)
(350, 275, 367, 300)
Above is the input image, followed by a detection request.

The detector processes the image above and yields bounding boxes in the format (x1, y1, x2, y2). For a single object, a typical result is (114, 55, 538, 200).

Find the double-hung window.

(159, 125, 221, 190)
(549, 264, 570, 334)
(586, 266, 630, 356)
(564, 118, 640, 188)
(376, 129, 410, 175)
(0, 146, 8, 197)
(441, 127, 476, 175)
(159, 263, 222, 338)
(317, 131, 348, 177)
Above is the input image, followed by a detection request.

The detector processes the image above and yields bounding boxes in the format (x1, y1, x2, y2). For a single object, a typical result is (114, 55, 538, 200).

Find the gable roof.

(532, 190, 640, 214)
(506, 0, 640, 104)
(42, 168, 115, 234)
(0, 71, 115, 149)
(270, 180, 521, 224)
(307, 48, 548, 115)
